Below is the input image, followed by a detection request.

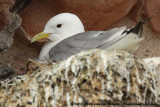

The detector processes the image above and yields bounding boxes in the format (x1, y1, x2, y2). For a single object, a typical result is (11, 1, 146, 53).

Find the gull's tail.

(123, 15, 155, 37)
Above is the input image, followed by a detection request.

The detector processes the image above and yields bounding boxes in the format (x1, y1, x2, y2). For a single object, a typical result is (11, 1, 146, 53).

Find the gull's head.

(31, 13, 85, 43)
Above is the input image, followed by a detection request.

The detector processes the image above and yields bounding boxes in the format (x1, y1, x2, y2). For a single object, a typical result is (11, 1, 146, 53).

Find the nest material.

(0, 49, 159, 106)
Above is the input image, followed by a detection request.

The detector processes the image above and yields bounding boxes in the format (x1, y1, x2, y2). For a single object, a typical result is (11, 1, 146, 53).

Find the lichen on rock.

(0, 14, 21, 51)
(0, 49, 159, 106)
(0, 0, 22, 51)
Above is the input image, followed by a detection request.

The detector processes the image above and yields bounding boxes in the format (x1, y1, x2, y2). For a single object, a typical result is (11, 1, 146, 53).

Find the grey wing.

(49, 27, 127, 61)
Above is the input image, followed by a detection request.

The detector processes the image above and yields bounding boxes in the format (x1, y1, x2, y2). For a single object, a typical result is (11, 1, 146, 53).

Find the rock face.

(0, 14, 21, 52)
(144, 0, 160, 34)
(0, 49, 158, 106)
(0, 0, 21, 51)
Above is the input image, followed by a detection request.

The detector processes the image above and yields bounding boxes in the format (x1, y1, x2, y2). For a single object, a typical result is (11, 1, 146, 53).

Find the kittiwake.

(31, 13, 152, 62)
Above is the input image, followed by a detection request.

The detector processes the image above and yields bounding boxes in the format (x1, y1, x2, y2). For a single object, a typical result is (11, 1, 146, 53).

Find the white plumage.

(31, 13, 145, 62)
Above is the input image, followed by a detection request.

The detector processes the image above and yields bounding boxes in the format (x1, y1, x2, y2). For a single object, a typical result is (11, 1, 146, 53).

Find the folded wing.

(49, 27, 127, 61)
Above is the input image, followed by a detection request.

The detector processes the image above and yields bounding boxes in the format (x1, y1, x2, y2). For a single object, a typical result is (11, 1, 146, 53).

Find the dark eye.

(56, 24, 62, 28)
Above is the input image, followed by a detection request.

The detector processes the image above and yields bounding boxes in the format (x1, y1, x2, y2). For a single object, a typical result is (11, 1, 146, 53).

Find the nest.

(0, 49, 159, 106)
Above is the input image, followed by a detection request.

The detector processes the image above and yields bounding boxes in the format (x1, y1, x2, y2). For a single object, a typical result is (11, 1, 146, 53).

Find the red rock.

(129, 0, 144, 22)
(21, 0, 139, 42)
(21, 0, 58, 42)
(144, 0, 160, 34)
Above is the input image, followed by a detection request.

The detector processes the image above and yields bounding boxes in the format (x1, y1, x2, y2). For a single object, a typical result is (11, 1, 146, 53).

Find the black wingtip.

(125, 15, 156, 36)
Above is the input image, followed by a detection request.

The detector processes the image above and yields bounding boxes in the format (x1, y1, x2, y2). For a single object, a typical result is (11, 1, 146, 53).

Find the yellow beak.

(31, 32, 52, 43)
